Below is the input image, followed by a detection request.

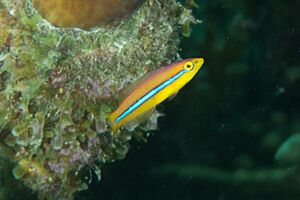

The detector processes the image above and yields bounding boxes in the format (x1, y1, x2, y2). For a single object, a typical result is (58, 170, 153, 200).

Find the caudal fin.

(107, 112, 119, 135)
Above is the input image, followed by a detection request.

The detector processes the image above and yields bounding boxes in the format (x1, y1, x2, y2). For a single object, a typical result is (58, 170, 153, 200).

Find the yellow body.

(108, 58, 204, 134)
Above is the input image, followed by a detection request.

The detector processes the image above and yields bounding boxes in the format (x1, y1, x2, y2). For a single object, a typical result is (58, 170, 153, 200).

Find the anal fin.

(124, 107, 155, 131)
(136, 107, 155, 123)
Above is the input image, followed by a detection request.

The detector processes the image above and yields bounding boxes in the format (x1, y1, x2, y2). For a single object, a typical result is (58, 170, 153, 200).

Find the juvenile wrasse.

(108, 58, 205, 134)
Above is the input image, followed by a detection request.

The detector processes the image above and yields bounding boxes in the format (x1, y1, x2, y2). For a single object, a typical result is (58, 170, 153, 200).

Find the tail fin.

(107, 112, 119, 135)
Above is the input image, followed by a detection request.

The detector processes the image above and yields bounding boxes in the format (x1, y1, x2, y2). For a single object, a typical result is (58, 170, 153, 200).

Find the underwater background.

(79, 0, 300, 199)
(0, 0, 299, 199)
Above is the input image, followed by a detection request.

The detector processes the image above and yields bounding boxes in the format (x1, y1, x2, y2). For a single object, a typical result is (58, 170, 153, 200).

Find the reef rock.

(0, 0, 194, 199)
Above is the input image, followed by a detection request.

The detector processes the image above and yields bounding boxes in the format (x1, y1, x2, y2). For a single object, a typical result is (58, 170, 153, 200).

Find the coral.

(32, 0, 145, 29)
(0, 0, 195, 198)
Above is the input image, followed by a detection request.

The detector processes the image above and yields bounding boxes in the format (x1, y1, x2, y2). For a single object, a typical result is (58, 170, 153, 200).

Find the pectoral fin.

(168, 91, 179, 101)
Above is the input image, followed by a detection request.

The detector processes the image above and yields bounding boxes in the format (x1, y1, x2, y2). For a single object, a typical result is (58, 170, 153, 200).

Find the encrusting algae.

(0, 0, 199, 199)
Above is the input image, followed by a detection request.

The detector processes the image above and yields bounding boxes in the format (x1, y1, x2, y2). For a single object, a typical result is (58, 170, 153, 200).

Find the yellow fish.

(108, 58, 204, 134)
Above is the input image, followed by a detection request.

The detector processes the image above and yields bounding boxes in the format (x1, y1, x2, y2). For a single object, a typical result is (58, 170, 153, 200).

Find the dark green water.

(77, 0, 300, 199)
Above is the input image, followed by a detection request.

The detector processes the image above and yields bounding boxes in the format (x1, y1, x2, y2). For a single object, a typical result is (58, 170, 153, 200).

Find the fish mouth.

(194, 58, 204, 64)
(193, 58, 205, 68)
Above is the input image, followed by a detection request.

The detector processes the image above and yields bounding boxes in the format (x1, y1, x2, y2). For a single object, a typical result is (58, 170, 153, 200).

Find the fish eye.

(184, 61, 194, 71)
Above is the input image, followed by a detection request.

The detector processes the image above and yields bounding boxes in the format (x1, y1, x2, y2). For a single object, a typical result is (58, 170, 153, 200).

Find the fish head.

(169, 58, 204, 92)
(181, 57, 204, 81)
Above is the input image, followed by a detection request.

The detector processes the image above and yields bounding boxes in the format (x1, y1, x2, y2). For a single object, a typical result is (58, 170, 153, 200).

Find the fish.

(108, 58, 205, 134)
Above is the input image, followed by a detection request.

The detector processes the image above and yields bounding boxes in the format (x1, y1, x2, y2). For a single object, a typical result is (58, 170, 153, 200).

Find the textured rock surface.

(0, 0, 195, 198)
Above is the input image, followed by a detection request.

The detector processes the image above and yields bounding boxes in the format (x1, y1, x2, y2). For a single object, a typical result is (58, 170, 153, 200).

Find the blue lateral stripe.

(116, 69, 187, 123)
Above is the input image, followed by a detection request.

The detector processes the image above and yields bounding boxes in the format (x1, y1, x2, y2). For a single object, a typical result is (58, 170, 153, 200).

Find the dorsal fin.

(118, 68, 162, 102)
